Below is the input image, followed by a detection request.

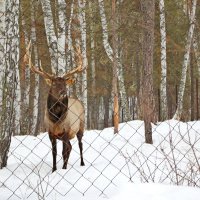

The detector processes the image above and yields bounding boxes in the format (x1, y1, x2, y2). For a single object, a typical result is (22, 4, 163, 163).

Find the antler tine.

(63, 45, 85, 79)
(25, 40, 54, 80)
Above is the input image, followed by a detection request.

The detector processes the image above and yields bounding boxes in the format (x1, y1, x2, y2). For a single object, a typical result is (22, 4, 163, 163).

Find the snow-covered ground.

(112, 183, 200, 200)
(0, 120, 200, 199)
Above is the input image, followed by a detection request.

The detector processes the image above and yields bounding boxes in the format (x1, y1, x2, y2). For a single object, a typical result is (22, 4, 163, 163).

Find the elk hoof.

(81, 161, 85, 166)
(52, 168, 57, 173)
(62, 165, 67, 169)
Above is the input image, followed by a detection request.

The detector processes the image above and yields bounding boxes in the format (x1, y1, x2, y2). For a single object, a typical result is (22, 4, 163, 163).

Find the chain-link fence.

(1, 0, 200, 199)
(1, 118, 200, 199)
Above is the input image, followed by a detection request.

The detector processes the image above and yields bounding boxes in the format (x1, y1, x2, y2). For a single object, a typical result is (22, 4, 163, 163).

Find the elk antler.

(62, 45, 85, 79)
(24, 41, 54, 80)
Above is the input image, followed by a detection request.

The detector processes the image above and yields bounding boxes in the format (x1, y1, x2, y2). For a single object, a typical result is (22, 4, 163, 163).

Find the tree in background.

(0, 0, 20, 168)
(140, 0, 156, 144)
(159, 0, 168, 120)
(78, 0, 88, 127)
(111, 0, 119, 133)
(98, 0, 131, 122)
(173, 0, 197, 120)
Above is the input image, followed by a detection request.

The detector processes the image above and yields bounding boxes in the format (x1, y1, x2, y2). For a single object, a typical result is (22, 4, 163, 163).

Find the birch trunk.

(112, 0, 119, 133)
(66, 0, 75, 71)
(0, 0, 5, 103)
(0, 0, 20, 168)
(57, 0, 67, 73)
(41, 0, 67, 76)
(159, 0, 168, 120)
(20, 3, 30, 135)
(9, 0, 20, 136)
(173, 0, 197, 120)
(193, 34, 200, 75)
(98, 0, 131, 122)
(89, 1, 96, 94)
(78, 0, 88, 127)
(193, 34, 200, 119)
(89, 1, 97, 129)
(41, 0, 58, 74)
(31, 0, 39, 135)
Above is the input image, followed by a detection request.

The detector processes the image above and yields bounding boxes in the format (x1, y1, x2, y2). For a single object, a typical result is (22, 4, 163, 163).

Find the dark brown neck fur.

(47, 93, 68, 124)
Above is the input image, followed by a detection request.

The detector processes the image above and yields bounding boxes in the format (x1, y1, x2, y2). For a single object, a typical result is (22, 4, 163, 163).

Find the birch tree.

(193, 34, 200, 119)
(0, 0, 5, 102)
(98, 0, 131, 122)
(173, 0, 197, 120)
(41, 0, 67, 75)
(193, 35, 200, 75)
(20, 1, 30, 135)
(66, 0, 75, 71)
(78, 0, 88, 127)
(41, 0, 58, 73)
(112, 0, 119, 133)
(186, 1, 200, 120)
(88, 1, 97, 129)
(159, 0, 168, 120)
(0, 0, 20, 168)
(31, 0, 39, 135)
(57, 0, 67, 73)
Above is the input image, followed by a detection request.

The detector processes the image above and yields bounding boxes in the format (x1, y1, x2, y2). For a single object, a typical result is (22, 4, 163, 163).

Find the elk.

(25, 41, 85, 172)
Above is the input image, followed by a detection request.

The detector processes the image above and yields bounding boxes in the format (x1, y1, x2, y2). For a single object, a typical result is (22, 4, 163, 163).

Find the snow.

(0, 120, 200, 199)
(111, 183, 200, 200)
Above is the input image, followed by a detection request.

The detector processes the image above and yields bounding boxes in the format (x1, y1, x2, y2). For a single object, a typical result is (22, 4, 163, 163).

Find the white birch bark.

(88, 1, 97, 128)
(173, 0, 197, 120)
(41, 0, 58, 74)
(7, 0, 20, 135)
(89, 1, 96, 93)
(193, 34, 200, 75)
(186, 1, 200, 85)
(0, 0, 20, 167)
(57, 0, 67, 73)
(99, 96, 105, 125)
(0, 0, 5, 103)
(98, 0, 114, 61)
(66, 0, 75, 70)
(31, 0, 39, 135)
(159, 0, 168, 120)
(20, 11, 30, 135)
(41, 0, 68, 76)
(186, 0, 200, 77)
(98, 0, 131, 121)
(78, 0, 88, 127)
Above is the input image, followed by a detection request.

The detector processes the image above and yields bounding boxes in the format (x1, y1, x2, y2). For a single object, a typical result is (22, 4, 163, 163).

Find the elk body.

(25, 42, 85, 172)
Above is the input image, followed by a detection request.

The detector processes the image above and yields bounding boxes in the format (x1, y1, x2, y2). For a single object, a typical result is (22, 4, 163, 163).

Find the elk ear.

(45, 78, 52, 86)
(65, 78, 75, 85)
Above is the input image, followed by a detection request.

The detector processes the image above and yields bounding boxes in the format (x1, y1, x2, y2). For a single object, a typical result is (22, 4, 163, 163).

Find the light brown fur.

(44, 98, 84, 139)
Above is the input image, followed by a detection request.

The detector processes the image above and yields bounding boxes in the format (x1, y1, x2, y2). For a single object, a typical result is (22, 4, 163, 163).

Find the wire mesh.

(0, 1, 200, 199)
(1, 112, 200, 199)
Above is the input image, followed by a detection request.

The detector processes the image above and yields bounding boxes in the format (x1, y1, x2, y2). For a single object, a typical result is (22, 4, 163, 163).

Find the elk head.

(24, 41, 84, 94)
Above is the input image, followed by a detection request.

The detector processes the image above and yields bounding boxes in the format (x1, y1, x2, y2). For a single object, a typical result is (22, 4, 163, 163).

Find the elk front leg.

(62, 134, 72, 169)
(77, 131, 85, 166)
(49, 133, 57, 172)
